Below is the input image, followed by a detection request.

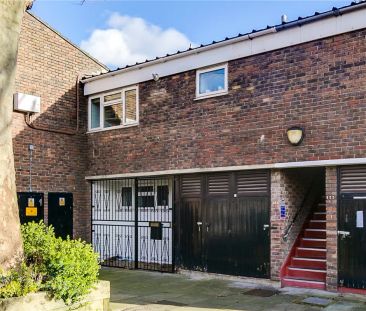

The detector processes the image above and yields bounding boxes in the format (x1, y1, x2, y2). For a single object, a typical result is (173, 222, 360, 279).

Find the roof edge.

(26, 11, 109, 72)
(81, 1, 366, 83)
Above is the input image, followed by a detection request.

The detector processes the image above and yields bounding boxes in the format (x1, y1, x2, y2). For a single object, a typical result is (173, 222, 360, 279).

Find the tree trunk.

(0, 0, 31, 271)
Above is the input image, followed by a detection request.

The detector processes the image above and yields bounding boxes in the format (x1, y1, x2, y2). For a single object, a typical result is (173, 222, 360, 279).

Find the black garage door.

(338, 166, 366, 290)
(177, 170, 270, 278)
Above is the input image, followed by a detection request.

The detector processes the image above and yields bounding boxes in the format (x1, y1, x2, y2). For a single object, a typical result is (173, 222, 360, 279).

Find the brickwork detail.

(87, 29, 366, 177)
(13, 13, 105, 241)
(325, 167, 338, 291)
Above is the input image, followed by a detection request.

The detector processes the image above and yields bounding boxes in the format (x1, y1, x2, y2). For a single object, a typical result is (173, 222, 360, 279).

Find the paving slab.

(302, 297, 333, 306)
(100, 267, 366, 311)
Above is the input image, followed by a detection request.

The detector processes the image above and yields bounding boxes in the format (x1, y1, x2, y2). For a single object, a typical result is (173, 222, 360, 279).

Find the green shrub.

(43, 238, 100, 304)
(0, 221, 99, 305)
(0, 263, 41, 298)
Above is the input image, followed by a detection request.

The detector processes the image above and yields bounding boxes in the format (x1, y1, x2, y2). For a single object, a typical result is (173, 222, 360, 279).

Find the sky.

(30, 0, 352, 69)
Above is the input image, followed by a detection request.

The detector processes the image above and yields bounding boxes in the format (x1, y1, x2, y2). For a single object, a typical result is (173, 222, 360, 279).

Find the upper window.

(196, 64, 228, 99)
(88, 86, 138, 131)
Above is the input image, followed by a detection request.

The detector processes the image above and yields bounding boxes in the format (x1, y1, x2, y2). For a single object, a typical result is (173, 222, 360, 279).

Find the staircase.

(281, 202, 327, 290)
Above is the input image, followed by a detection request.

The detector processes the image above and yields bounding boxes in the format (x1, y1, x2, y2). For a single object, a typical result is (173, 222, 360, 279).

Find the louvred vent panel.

(236, 170, 269, 195)
(208, 174, 230, 195)
(340, 166, 366, 193)
(181, 176, 201, 196)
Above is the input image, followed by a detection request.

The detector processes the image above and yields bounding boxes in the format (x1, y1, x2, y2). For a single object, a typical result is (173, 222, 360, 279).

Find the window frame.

(88, 85, 139, 132)
(195, 63, 228, 99)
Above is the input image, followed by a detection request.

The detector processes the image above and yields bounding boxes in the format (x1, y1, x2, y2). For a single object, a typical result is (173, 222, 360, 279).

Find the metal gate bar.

(91, 177, 174, 272)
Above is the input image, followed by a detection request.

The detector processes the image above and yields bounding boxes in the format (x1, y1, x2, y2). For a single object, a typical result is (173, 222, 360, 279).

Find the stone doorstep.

(0, 280, 110, 311)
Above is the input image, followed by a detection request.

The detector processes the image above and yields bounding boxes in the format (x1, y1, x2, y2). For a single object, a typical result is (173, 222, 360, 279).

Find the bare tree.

(0, 0, 33, 271)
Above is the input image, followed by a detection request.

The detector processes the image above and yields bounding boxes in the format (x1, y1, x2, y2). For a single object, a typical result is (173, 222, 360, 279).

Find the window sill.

(194, 91, 228, 101)
(87, 123, 139, 134)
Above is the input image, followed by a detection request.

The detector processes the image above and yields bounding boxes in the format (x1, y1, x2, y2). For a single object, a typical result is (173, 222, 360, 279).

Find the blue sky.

(31, 1, 351, 69)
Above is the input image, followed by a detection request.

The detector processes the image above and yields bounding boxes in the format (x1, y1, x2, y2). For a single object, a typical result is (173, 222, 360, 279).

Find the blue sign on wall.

(280, 203, 286, 219)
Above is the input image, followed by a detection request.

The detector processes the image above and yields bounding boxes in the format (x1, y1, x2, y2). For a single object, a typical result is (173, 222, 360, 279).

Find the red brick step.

(291, 257, 326, 270)
(300, 238, 326, 249)
(304, 229, 326, 239)
(282, 277, 326, 290)
(287, 267, 326, 281)
(281, 202, 327, 290)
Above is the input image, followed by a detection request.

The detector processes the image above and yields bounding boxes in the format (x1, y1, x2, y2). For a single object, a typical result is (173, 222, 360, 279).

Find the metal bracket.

(337, 230, 351, 239)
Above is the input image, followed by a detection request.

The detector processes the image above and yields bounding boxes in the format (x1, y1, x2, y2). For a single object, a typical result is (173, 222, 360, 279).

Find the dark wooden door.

(338, 193, 366, 289)
(179, 176, 203, 270)
(205, 196, 233, 275)
(48, 192, 73, 239)
(179, 170, 270, 278)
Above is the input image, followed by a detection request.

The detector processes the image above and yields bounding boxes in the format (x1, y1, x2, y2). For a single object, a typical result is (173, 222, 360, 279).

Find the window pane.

(199, 68, 225, 95)
(121, 187, 132, 206)
(91, 98, 100, 129)
(104, 103, 122, 128)
(124, 89, 137, 124)
(157, 185, 169, 206)
(138, 186, 154, 193)
(104, 92, 121, 102)
(138, 196, 155, 208)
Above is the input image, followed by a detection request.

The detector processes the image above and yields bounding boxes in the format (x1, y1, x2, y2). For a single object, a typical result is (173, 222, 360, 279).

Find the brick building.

(13, 3, 366, 293)
(13, 12, 107, 240)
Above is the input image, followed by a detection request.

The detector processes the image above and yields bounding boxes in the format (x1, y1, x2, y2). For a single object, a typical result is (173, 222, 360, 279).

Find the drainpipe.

(24, 75, 81, 135)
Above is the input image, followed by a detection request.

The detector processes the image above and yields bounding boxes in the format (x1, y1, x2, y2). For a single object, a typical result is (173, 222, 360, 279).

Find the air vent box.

(13, 92, 41, 113)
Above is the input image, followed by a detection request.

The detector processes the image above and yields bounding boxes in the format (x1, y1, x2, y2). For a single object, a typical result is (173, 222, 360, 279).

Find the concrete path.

(100, 268, 366, 311)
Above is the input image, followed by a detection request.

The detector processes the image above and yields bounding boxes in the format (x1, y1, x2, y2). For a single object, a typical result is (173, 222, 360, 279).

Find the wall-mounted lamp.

(287, 126, 304, 146)
(152, 73, 159, 81)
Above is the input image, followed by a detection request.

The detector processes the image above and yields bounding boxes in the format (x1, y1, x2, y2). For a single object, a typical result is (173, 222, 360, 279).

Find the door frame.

(176, 170, 271, 277)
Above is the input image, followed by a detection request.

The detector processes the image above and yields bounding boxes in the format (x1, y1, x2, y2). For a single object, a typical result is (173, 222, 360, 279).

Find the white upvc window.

(88, 86, 139, 132)
(196, 63, 228, 99)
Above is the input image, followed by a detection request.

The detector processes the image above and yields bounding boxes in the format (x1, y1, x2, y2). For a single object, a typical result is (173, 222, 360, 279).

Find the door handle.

(263, 224, 270, 231)
(338, 230, 351, 239)
(353, 196, 366, 200)
(197, 221, 202, 232)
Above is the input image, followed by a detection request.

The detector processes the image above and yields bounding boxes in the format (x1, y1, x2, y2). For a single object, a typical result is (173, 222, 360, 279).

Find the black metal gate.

(91, 177, 174, 272)
(177, 170, 270, 278)
(338, 166, 366, 289)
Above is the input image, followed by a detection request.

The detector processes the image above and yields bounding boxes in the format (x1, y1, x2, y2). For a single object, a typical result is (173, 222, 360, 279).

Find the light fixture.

(287, 126, 304, 146)
(152, 73, 159, 81)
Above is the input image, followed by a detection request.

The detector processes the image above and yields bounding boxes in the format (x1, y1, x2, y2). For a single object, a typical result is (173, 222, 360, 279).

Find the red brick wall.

(13, 12, 105, 240)
(87, 29, 366, 177)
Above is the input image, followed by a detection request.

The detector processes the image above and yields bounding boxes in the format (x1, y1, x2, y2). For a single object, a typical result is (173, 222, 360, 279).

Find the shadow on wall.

(11, 83, 91, 241)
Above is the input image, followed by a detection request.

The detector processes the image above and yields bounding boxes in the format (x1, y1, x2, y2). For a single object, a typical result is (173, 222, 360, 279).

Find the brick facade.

(11, 10, 366, 291)
(13, 12, 105, 240)
(87, 29, 366, 177)
(84, 29, 366, 289)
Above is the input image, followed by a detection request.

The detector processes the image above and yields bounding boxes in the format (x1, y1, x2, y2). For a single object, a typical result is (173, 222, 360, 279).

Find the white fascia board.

(85, 157, 366, 180)
(83, 8, 366, 96)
